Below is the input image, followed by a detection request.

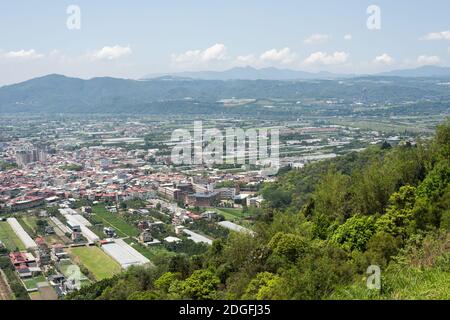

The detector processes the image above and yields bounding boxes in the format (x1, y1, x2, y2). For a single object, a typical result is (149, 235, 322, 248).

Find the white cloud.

(416, 55, 441, 65)
(235, 54, 258, 66)
(90, 45, 132, 60)
(304, 34, 331, 45)
(201, 43, 227, 61)
(303, 51, 349, 66)
(49, 49, 61, 57)
(2, 49, 44, 60)
(420, 30, 450, 41)
(344, 34, 352, 41)
(172, 43, 227, 66)
(260, 47, 296, 64)
(373, 53, 394, 65)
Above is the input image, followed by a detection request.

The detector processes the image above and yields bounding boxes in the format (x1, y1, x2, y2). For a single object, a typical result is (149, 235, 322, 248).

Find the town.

(1, 111, 437, 300)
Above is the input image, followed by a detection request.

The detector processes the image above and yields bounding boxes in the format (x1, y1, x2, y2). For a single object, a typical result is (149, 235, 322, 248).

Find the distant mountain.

(377, 65, 450, 78)
(1, 73, 450, 114)
(144, 65, 450, 80)
(143, 66, 354, 80)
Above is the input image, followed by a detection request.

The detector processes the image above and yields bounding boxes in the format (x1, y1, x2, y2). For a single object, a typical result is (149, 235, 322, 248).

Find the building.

(104, 227, 117, 238)
(101, 239, 150, 268)
(7, 196, 45, 211)
(35, 237, 51, 266)
(45, 226, 55, 235)
(218, 221, 255, 236)
(247, 196, 264, 208)
(201, 211, 218, 221)
(51, 245, 69, 262)
(15, 145, 49, 168)
(183, 229, 213, 245)
(215, 187, 237, 200)
(164, 236, 182, 244)
(9, 251, 40, 278)
(81, 206, 92, 214)
(71, 231, 83, 242)
(66, 221, 81, 233)
(158, 183, 181, 201)
(186, 192, 220, 207)
(139, 229, 153, 244)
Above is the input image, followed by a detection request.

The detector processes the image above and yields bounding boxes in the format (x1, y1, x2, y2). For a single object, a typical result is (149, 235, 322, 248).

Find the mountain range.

(143, 66, 354, 80)
(1, 66, 450, 114)
(143, 65, 450, 81)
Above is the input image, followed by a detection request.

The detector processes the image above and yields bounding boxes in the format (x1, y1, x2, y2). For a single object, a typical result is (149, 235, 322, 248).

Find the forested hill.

(2, 74, 450, 114)
(68, 119, 450, 300)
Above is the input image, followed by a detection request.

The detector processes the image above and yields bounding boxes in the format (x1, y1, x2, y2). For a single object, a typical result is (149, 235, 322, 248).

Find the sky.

(1, 0, 450, 85)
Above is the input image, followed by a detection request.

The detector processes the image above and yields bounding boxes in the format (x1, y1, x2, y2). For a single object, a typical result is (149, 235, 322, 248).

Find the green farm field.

(68, 246, 122, 280)
(0, 222, 26, 251)
(92, 205, 139, 237)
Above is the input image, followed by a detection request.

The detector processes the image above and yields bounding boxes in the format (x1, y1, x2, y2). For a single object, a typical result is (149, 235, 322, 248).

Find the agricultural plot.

(22, 275, 47, 291)
(0, 222, 25, 251)
(29, 291, 41, 300)
(18, 216, 37, 235)
(68, 246, 122, 280)
(36, 285, 58, 300)
(124, 238, 174, 261)
(0, 270, 14, 300)
(92, 205, 139, 237)
(214, 208, 247, 221)
(58, 260, 91, 287)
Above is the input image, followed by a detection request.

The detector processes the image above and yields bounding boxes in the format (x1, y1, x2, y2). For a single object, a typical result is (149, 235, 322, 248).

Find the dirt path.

(0, 269, 13, 300)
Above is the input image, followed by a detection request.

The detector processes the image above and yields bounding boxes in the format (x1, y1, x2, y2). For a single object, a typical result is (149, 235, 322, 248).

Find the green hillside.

(67, 118, 450, 300)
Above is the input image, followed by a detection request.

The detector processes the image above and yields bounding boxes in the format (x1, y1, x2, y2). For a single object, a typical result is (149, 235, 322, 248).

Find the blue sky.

(1, 0, 450, 85)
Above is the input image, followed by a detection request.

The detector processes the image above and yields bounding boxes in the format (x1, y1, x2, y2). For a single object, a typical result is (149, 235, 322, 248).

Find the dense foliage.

(68, 119, 450, 300)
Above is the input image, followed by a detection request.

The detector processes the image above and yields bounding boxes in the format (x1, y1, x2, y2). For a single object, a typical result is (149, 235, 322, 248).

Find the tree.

(376, 186, 416, 239)
(268, 232, 308, 263)
(416, 161, 450, 201)
(331, 214, 377, 252)
(313, 170, 351, 223)
(168, 255, 191, 278)
(181, 270, 220, 300)
(432, 118, 450, 161)
(127, 291, 160, 300)
(364, 232, 402, 267)
(242, 272, 283, 300)
(154, 272, 181, 297)
(261, 185, 292, 209)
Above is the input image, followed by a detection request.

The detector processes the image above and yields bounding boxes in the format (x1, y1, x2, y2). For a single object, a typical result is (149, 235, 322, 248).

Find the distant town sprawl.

(0, 113, 444, 300)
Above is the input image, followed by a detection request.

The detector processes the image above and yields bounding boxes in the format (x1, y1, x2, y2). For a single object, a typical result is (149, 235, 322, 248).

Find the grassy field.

(123, 238, 173, 261)
(20, 216, 37, 233)
(92, 205, 139, 237)
(22, 275, 47, 290)
(69, 246, 122, 280)
(331, 119, 434, 134)
(18, 217, 37, 238)
(214, 208, 247, 221)
(0, 222, 26, 251)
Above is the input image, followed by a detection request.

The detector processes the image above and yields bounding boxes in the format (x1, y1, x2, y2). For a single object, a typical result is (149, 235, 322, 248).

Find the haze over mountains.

(1, 66, 450, 114)
(143, 66, 355, 80)
(143, 65, 450, 80)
